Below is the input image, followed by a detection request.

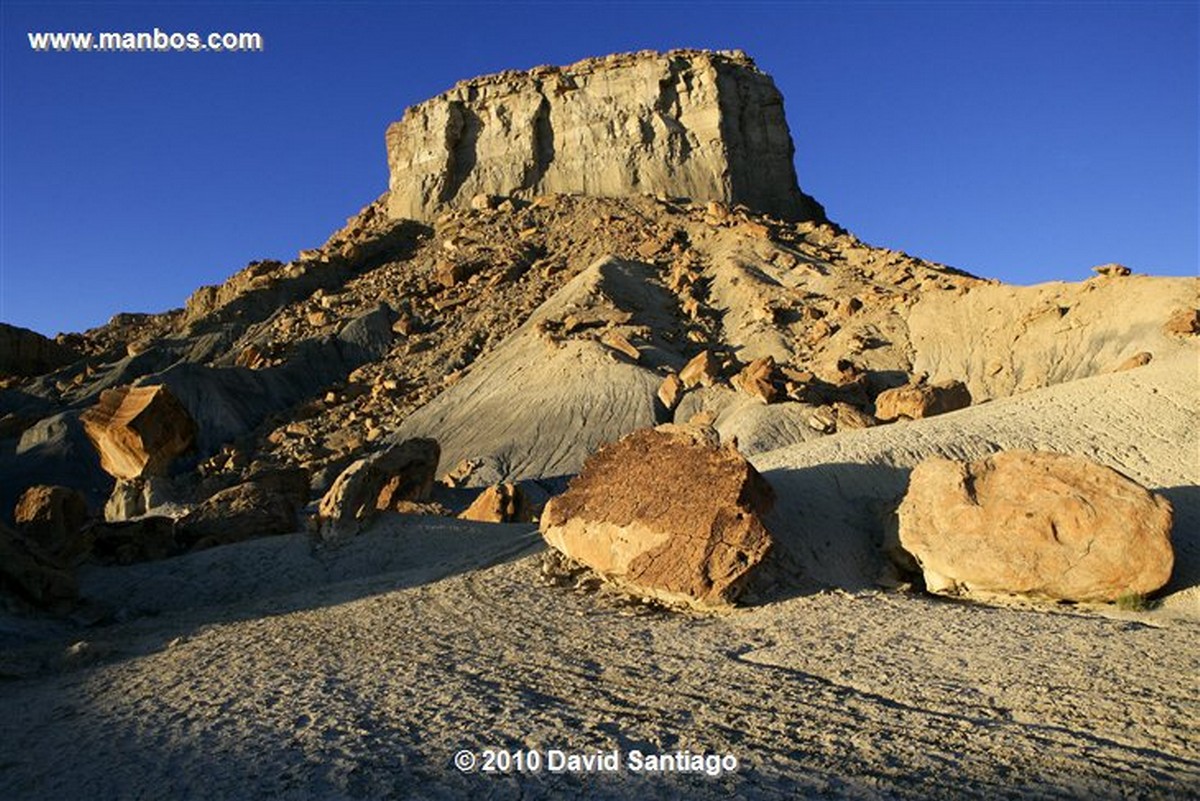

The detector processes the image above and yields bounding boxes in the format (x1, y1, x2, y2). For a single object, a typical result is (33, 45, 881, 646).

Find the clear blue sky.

(2, 1, 1196, 337)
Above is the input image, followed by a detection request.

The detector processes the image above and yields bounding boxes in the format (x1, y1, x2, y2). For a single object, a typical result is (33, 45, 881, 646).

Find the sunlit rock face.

(385, 49, 825, 223)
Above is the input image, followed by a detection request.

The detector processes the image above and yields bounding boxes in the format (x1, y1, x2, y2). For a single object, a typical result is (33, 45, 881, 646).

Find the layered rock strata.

(385, 50, 824, 222)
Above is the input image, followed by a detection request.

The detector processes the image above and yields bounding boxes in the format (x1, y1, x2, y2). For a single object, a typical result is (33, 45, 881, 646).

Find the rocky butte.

(384, 49, 825, 222)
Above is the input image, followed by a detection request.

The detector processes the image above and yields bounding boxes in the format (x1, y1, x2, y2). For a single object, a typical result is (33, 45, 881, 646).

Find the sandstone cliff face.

(385, 49, 824, 222)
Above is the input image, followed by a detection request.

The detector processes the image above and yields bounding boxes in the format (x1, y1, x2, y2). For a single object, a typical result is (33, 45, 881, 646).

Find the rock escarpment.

(385, 49, 824, 222)
(0, 323, 77, 377)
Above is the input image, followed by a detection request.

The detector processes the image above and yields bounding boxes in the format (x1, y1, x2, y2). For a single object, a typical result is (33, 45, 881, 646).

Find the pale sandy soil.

(0, 515, 1197, 800)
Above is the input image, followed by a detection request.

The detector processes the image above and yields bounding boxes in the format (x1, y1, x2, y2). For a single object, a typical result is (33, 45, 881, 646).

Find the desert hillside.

(1, 50, 1197, 800)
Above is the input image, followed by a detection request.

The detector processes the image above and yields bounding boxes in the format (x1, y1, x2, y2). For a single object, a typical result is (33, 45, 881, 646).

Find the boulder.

(317, 438, 440, 540)
(13, 485, 89, 561)
(895, 450, 1174, 602)
(104, 479, 146, 522)
(0, 523, 77, 612)
(80, 385, 197, 480)
(459, 483, 534, 523)
(874, 379, 971, 422)
(102, 473, 188, 522)
(85, 517, 177, 565)
(385, 50, 824, 223)
(177, 472, 307, 550)
(539, 426, 776, 607)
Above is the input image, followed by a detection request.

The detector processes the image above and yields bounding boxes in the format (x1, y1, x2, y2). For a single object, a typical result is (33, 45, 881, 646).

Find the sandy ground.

(0, 515, 1197, 801)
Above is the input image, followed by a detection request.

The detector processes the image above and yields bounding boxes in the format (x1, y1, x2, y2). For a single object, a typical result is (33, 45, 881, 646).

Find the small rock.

(435, 260, 468, 288)
(874, 380, 971, 422)
(470, 193, 499, 211)
(732, 357, 778, 404)
(459, 483, 533, 523)
(1110, 352, 1153, 372)
(1091, 263, 1131, 277)
(601, 331, 640, 362)
(831, 402, 875, 429)
(657, 373, 683, 411)
(1163, 308, 1199, 337)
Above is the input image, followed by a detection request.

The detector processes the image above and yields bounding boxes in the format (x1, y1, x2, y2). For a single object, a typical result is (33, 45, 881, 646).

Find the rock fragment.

(874, 380, 971, 422)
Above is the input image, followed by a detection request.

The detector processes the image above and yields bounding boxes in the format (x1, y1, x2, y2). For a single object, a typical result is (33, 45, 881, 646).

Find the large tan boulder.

(539, 426, 776, 608)
(80, 385, 197, 480)
(896, 451, 1174, 602)
(874, 379, 971, 422)
(13, 485, 89, 562)
(317, 438, 439, 540)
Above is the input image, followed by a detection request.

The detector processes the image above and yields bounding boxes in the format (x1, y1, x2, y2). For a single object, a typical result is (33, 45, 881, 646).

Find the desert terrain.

(1, 50, 1196, 800)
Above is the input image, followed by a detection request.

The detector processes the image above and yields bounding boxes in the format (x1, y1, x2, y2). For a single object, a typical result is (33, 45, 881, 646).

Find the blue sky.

(2, 1, 1196, 336)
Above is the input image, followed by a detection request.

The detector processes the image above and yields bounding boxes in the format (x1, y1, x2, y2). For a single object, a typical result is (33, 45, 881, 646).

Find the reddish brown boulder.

(874, 379, 971, 422)
(80, 385, 197, 480)
(896, 450, 1174, 602)
(317, 438, 440, 540)
(13, 485, 89, 561)
(459, 483, 533, 523)
(539, 426, 776, 608)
